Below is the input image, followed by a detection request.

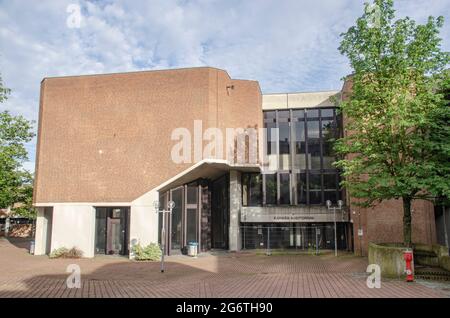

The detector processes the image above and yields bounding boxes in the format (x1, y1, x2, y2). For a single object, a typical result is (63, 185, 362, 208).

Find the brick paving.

(0, 238, 449, 298)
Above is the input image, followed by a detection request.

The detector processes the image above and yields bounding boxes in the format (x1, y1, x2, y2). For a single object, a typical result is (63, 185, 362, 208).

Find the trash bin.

(187, 242, 198, 257)
(29, 240, 35, 255)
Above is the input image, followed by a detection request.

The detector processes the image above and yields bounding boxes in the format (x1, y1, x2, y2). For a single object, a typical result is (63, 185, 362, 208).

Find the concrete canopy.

(155, 159, 260, 193)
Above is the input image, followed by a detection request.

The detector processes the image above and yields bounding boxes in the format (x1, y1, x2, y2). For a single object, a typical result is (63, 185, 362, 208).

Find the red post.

(403, 250, 414, 282)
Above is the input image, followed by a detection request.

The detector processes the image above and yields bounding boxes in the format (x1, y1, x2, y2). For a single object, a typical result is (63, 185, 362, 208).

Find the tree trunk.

(402, 196, 412, 247)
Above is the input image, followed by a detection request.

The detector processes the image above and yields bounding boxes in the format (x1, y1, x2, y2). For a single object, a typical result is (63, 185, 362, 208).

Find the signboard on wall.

(241, 206, 349, 223)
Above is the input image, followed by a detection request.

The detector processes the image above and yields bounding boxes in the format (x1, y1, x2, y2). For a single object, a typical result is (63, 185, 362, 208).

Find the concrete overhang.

(155, 159, 260, 193)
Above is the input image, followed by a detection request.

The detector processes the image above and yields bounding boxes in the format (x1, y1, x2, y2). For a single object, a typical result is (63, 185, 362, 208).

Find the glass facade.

(159, 183, 202, 254)
(243, 107, 343, 206)
(241, 223, 348, 250)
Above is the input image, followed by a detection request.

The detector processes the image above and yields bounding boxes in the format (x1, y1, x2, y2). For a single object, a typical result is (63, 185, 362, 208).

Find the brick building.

(33, 67, 436, 257)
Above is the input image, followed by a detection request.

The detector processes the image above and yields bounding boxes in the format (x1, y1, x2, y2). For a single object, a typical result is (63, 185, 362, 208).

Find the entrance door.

(107, 217, 122, 255)
(211, 174, 229, 249)
(95, 207, 129, 255)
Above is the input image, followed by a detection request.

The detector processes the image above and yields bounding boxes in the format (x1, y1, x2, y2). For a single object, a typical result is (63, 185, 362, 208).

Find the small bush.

(132, 243, 162, 261)
(49, 247, 83, 259)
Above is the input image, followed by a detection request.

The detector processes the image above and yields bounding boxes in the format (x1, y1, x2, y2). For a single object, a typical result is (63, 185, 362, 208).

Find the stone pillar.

(229, 170, 242, 251)
(200, 182, 211, 252)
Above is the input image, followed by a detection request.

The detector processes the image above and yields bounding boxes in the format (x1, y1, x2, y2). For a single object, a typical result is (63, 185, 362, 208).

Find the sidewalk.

(0, 238, 448, 298)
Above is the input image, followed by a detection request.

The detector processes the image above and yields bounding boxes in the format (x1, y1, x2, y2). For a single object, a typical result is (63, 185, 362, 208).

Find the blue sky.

(0, 0, 449, 173)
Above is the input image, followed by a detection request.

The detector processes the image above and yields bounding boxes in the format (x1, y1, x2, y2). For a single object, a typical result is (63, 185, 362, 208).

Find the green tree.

(335, 0, 450, 247)
(0, 74, 36, 216)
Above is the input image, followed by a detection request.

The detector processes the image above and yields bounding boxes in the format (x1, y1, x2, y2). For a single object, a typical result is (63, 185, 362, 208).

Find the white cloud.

(0, 0, 449, 172)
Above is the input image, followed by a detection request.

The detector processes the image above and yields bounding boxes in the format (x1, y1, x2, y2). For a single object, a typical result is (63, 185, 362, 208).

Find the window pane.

(157, 192, 167, 245)
(307, 109, 319, 118)
(293, 109, 304, 119)
(323, 174, 337, 190)
(309, 191, 322, 204)
(307, 120, 320, 169)
(242, 173, 262, 206)
(187, 186, 198, 204)
(322, 119, 336, 169)
(324, 191, 337, 203)
(95, 208, 107, 254)
(279, 173, 290, 205)
(242, 174, 249, 206)
(265, 122, 276, 155)
(171, 188, 183, 249)
(264, 111, 276, 120)
(265, 174, 277, 205)
(279, 122, 290, 154)
(296, 173, 307, 204)
(186, 209, 197, 243)
(321, 108, 334, 118)
(294, 120, 306, 169)
(309, 173, 321, 190)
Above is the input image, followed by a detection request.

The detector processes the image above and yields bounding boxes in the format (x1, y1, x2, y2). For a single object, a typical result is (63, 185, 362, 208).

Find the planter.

(368, 242, 412, 279)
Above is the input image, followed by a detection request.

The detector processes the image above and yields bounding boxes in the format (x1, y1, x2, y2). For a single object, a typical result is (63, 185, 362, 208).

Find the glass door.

(211, 174, 229, 249)
(95, 207, 129, 255)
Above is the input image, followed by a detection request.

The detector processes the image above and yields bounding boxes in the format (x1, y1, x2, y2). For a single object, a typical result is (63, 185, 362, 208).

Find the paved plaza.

(0, 238, 449, 298)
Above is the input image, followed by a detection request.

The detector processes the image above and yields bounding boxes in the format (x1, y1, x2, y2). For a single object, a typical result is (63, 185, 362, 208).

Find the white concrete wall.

(229, 170, 242, 251)
(34, 207, 48, 255)
(262, 91, 340, 110)
(50, 205, 96, 258)
(130, 189, 159, 258)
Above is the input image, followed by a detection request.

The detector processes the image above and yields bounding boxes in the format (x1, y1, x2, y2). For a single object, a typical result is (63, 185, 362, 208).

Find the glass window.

(309, 173, 321, 190)
(264, 174, 277, 205)
(307, 120, 321, 169)
(112, 208, 121, 218)
(324, 191, 337, 203)
(171, 188, 183, 250)
(296, 173, 307, 204)
(307, 109, 319, 118)
(187, 185, 198, 204)
(323, 174, 337, 190)
(309, 174, 322, 204)
(186, 208, 197, 243)
(242, 173, 262, 206)
(278, 121, 290, 154)
(95, 208, 107, 254)
(322, 119, 336, 169)
(158, 192, 167, 245)
(261, 107, 343, 208)
(279, 173, 291, 205)
(309, 191, 322, 204)
(321, 108, 334, 118)
(278, 111, 290, 171)
(264, 111, 276, 155)
(294, 119, 306, 170)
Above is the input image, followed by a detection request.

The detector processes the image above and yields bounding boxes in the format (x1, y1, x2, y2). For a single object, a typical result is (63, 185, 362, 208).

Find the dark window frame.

(262, 107, 342, 207)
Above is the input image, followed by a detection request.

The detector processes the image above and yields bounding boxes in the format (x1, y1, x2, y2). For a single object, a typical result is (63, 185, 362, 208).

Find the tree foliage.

(335, 0, 450, 246)
(0, 73, 35, 216)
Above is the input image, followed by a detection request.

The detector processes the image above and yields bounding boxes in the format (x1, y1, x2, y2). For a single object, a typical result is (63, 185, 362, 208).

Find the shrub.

(49, 247, 83, 259)
(132, 243, 161, 261)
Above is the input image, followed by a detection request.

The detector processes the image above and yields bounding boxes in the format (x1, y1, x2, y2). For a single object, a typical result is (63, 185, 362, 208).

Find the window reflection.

(242, 173, 262, 206)
(261, 107, 341, 206)
(279, 173, 290, 205)
(264, 174, 277, 205)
